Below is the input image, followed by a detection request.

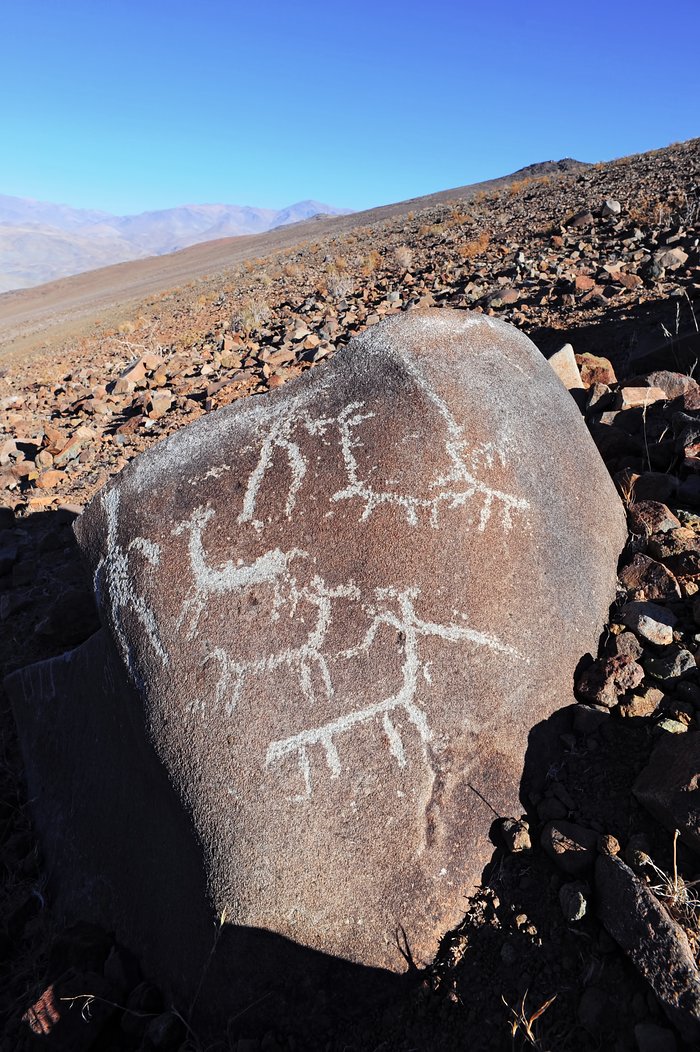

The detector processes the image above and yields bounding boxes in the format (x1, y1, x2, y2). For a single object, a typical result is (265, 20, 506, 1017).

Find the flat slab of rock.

(7, 309, 626, 1026)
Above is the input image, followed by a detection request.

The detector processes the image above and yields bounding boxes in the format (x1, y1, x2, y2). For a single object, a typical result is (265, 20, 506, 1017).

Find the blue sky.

(2, 0, 698, 216)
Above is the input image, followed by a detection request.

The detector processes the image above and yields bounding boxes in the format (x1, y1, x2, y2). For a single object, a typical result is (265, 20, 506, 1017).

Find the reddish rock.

(575, 352, 617, 388)
(628, 501, 682, 536)
(7, 310, 626, 1028)
(146, 391, 173, 420)
(35, 469, 67, 490)
(577, 654, 644, 707)
(616, 272, 643, 290)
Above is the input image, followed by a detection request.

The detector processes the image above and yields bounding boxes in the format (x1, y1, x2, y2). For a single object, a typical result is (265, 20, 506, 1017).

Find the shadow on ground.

(528, 288, 700, 377)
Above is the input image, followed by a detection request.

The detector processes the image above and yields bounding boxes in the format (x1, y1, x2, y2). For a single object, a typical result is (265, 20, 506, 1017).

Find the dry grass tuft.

(504, 991, 558, 1050)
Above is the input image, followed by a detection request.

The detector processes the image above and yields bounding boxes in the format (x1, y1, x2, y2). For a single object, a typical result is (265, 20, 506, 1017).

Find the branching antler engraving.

(265, 586, 519, 799)
(236, 360, 529, 532)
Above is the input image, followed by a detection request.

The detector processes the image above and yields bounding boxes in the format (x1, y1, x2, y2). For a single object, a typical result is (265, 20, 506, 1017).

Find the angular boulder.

(7, 309, 626, 1028)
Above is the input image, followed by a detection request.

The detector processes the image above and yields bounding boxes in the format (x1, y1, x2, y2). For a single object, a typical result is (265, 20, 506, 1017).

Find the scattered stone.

(567, 209, 594, 229)
(616, 387, 668, 410)
(619, 686, 665, 719)
(628, 501, 682, 536)
(652, 247, 689, 275)
(613, 630, 644, 660)
(547, 343, 584, 390)
(500, 818, 531, 853)
(559, 881, 588, 921)
(577, 654, 644, 707)
(596, 839, 619, 864)
(657, 718, 688, 734)
(596, 853, 700, 1043)
(647, 371, 700, 409)
(619, 553, 680, 601)
(541, 820, 598, 876)
(621, 601, 677, 645)
(645, 647, 696, 682)
(576, 352, 617, 388)
(601, 199, 621, 216)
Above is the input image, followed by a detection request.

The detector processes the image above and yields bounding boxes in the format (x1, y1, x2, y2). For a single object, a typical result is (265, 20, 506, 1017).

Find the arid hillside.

(0, 158, 585, 360)
(0, 140, 697, 513)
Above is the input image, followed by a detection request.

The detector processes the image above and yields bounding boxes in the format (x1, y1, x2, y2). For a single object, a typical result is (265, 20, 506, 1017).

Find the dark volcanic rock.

(6, 309, 626, 1031)
(596, 853, 700, 1043)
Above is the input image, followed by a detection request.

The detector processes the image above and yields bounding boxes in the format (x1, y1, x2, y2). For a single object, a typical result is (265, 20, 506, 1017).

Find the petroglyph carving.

(237, 362, 529, 532)
(330, 401, 529, 530)
(173, 506, 520, 796)
(174, 505, 359, 716)
(265, 585, 519, 799)
(94, 489, 168, 672)
(173, 505, 307, 637)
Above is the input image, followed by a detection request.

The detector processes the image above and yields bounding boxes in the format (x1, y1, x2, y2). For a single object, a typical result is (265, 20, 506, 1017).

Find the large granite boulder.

(7, 309, 626, 1028)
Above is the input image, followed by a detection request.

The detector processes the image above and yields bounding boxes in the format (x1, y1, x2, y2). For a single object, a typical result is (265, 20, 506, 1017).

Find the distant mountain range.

(0, 195, 353, 293)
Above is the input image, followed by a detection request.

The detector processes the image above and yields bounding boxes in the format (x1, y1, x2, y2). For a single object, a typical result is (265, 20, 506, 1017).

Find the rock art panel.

(8, 309, 626, 1022)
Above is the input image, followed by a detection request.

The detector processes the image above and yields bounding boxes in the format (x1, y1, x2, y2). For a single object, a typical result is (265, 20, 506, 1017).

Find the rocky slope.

(1, 138, 700, 1051)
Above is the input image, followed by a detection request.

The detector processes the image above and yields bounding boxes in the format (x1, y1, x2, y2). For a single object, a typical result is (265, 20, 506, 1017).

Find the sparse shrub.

(508, 177, 535, 196)
(448, 206, 470, 225)
(393, 245, 413, 271)
(360, 249, 382, 276)
(230, 297, 271, 336)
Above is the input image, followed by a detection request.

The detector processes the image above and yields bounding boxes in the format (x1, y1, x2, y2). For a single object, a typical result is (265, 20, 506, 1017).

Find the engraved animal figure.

(94, 489, 168, 673)
(330, 391, 529, 531)
(237, 365, 529, 533)
(174, 506, 358, 716)
(266, 585, 519, 799)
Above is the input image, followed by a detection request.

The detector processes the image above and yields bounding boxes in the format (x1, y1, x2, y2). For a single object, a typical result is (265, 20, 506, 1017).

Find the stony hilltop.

(2, 138, 700, 1051)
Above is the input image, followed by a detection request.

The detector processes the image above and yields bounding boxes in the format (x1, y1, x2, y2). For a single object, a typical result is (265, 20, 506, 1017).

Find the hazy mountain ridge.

(0, 195, 352, 292)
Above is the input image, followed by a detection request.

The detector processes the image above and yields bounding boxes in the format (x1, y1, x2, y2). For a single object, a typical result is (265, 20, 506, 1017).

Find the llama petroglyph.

(173, 504, 308, 637)
(330, 400, 529, 530)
